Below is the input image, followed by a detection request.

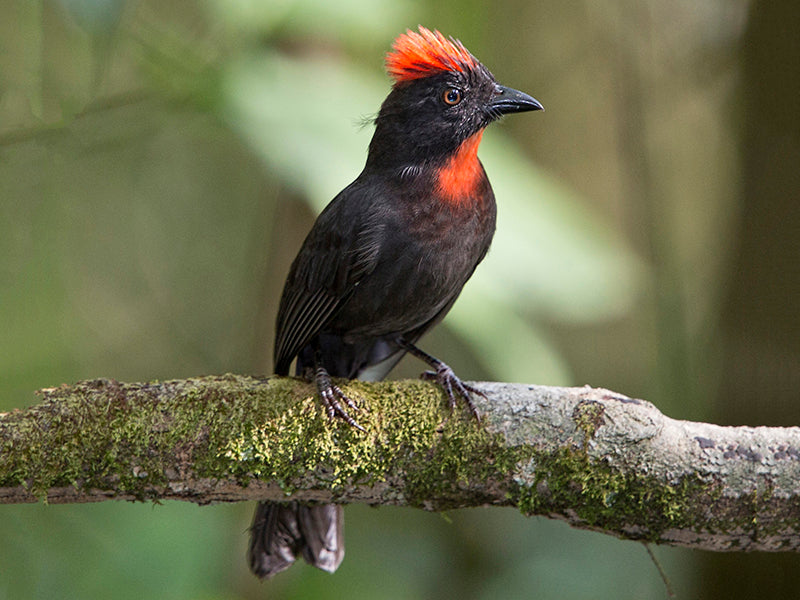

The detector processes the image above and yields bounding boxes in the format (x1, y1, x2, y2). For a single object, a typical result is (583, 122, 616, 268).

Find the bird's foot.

(397, 337, 485, 423)
(420, 361, 486, 424)
(315, 367, 364, 431)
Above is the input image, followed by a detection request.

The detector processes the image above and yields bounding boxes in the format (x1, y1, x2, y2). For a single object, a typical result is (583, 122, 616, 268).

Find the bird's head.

(368, 26, 542, 168)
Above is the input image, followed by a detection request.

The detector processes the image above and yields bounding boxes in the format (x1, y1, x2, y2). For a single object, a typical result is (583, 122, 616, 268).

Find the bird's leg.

(313, 350, 364, 431)
(398, 338, 485, 423)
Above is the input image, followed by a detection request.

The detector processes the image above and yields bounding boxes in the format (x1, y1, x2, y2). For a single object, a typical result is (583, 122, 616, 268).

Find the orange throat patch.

(435, 131, 485, 204)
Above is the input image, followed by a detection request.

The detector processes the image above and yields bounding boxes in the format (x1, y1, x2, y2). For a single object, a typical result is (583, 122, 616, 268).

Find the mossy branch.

(2, 374, 800, 552)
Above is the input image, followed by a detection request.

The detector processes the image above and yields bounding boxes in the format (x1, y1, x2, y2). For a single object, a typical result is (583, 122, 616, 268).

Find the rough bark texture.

(1, 375, 799, 552)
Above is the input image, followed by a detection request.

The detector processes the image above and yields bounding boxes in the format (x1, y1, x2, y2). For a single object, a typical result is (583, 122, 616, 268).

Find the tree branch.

(2, 375, 799, 552)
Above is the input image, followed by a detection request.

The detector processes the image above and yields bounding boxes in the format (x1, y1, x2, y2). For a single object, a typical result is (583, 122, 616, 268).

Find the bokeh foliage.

(3, 0, 797, 598)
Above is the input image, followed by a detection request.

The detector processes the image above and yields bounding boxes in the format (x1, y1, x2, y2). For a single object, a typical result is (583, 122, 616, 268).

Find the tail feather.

(248, 501, 344, 579)
(298, 503, 345, 572)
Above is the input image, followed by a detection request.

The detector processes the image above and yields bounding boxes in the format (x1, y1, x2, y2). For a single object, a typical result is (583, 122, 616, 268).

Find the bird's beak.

(489, 85, 543, 115)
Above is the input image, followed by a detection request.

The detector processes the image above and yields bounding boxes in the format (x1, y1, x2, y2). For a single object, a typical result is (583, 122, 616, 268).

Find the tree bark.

(2, 375, 799, 552)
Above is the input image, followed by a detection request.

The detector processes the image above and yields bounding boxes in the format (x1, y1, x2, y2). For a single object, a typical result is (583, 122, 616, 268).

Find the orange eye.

(442, 88, 462, 106)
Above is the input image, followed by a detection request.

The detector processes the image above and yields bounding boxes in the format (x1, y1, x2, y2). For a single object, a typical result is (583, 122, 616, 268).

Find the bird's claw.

(315, 368, 365, 431)
(421, 363, 485, 423)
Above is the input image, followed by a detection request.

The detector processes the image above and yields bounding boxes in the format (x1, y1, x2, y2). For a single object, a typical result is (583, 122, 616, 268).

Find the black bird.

(248, 25, 542, 578)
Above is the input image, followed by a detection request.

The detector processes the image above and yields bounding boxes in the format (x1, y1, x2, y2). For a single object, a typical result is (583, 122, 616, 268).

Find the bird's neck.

(365, 125, 490, 207)
(366, 130, 488, 207)
(433, 130, 485, 205)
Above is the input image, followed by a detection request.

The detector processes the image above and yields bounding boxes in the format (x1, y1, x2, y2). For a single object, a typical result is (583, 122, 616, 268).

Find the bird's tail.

(248, 501, 344, 579)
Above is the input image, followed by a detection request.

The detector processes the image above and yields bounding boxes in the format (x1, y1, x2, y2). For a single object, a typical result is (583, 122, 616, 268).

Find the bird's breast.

(327, 174, 496, 338)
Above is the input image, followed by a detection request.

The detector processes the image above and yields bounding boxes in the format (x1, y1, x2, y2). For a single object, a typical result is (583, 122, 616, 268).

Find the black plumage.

(248, 26, 542, 579)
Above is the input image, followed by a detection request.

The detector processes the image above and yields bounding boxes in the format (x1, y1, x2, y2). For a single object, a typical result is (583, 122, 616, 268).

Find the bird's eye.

(442, 88, 463, 106)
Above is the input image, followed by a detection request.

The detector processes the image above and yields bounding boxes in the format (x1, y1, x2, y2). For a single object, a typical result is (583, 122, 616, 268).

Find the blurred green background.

(2, 0, 799, 598)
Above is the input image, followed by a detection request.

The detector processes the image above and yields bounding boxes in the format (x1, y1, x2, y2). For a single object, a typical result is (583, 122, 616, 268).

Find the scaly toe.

(319, 385, 365, 431)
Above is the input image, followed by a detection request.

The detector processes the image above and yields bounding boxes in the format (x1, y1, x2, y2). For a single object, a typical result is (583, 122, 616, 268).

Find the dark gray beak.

(489, 85, 544, 115)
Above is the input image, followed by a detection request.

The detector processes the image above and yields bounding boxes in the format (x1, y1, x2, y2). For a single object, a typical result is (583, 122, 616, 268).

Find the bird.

(248, 25, 542, 579)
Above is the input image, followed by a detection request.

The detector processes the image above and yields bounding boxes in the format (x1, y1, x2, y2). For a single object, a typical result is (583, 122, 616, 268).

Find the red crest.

(386, 26, 478, 84)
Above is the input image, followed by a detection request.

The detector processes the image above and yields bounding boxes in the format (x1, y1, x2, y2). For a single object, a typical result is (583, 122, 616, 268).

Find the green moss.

(514, 445, 715, 541)
(217, 378, 520, 507)
(572, 400, 606, 446)
(0, 375, 522, 506)
(0, 375, 291, 499)
(511, 445, 794, 542)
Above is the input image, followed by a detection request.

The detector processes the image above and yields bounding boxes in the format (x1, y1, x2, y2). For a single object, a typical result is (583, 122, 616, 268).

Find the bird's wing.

(273, 186, 384, 374)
